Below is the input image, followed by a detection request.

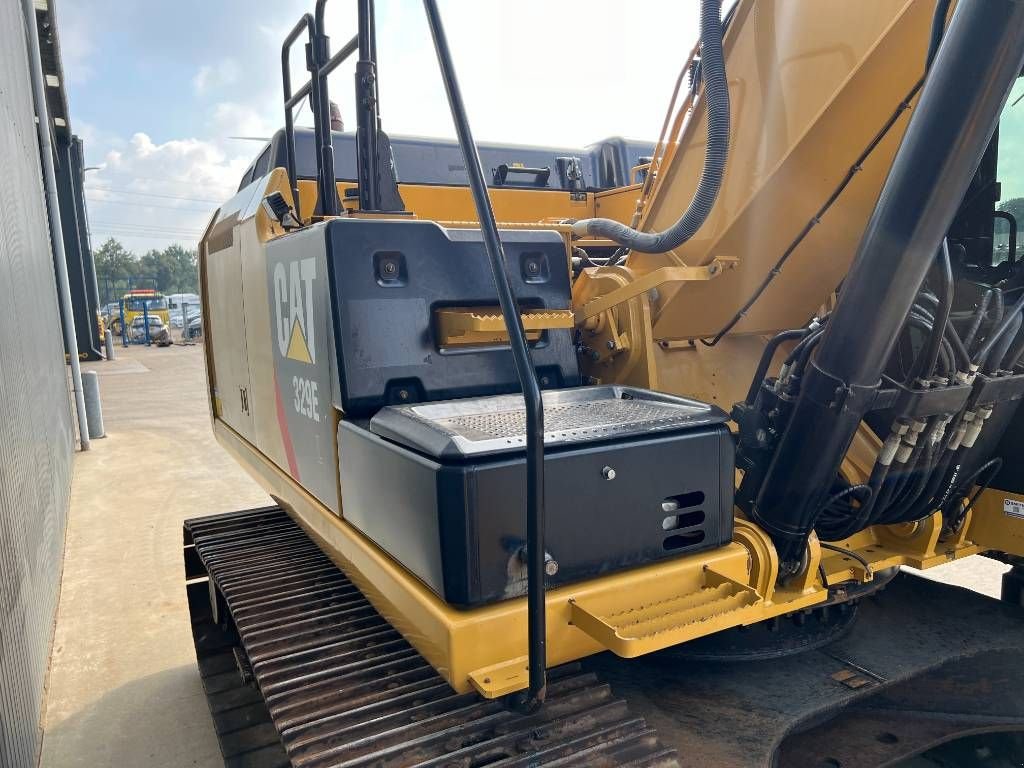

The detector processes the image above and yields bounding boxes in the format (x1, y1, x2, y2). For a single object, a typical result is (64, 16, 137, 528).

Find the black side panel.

(325, 219, 579, 415)
(339, 421, 735, 607)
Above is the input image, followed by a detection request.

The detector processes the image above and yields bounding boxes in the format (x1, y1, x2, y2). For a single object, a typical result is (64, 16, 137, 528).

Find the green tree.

(93, 238, 199, 303)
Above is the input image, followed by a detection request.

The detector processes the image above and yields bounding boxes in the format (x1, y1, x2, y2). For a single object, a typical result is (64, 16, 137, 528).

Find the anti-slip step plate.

(369, 385, 730, 459)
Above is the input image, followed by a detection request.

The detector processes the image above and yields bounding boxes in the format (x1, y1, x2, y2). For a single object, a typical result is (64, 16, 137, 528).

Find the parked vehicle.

(109, 289, 170, 336)
(129, 314, 171, 345)
(183, 313, 202, 340)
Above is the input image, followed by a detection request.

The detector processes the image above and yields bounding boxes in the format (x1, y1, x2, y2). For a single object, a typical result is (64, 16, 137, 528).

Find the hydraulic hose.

(985, 311, 1022, 373)
(568, 0, 730, 253)
(976, 290, 1024, 366)
(962, 289, 993, 351)
(745, 328, 806, 404)
(1003, 323, 1024, 369)
(913, 241, 954, 380)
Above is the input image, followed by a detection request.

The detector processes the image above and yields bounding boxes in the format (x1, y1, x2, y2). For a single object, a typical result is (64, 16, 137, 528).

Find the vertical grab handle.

(422, 0, 548, 708)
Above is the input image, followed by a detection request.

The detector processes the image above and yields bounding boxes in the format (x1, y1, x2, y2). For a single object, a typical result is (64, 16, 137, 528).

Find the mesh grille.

(437, 399, 698, 442)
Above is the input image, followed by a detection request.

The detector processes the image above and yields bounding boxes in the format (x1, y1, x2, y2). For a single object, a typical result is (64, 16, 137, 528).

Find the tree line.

(94, 238, 198, 305)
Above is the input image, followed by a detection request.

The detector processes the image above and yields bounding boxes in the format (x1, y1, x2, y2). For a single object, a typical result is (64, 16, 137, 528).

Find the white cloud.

(84, 130, 254, 252)
(192, 59, 241, 95)
(211, 101, 276, 141)
(80, 0, 702, 252)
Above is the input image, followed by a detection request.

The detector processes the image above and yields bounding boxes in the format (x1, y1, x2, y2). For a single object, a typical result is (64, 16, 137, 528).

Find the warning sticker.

(1004, 498, 1024, 520)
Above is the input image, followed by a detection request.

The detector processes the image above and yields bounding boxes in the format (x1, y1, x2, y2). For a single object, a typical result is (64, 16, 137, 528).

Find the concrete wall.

(0, 2, 75, 765)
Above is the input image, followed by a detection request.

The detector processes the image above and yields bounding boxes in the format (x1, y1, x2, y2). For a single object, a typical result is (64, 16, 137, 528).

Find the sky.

(60, 1, 1024, 255)
(60, 0, 702, 253)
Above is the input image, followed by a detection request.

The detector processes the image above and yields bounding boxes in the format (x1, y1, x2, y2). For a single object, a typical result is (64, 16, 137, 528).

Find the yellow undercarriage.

(213, 418, 1017, 699)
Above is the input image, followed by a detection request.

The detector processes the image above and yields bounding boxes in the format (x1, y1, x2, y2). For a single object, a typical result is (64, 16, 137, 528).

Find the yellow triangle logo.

(286, 318, 313, 364)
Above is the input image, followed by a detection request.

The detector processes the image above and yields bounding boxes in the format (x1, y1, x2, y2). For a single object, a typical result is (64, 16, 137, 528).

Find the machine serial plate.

(369, 385, 729, 459)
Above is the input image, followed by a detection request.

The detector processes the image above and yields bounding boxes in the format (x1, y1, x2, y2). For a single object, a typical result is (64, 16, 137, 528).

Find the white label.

(1004, 498, 1024, 520)
(292, 375, 320, 423)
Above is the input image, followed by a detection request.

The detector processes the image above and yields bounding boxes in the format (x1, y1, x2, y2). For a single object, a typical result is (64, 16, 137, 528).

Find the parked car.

(183, 313, 203, 340)
(130, 315, 172, 345)
(170, 307, 202, 328)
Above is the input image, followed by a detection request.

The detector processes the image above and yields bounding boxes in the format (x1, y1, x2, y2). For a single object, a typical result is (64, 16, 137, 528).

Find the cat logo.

(273, 257, 317, 364)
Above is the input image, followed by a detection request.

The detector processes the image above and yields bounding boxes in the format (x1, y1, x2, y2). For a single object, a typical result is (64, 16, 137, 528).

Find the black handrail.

(281, 4, 363, 220)
(422, 0, 548, 708)
(281, 14, 320, 221)
(314, 0, 382, 213)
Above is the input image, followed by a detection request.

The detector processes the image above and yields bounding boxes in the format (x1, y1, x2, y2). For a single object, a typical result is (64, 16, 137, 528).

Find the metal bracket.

(575, 258, 735, 323)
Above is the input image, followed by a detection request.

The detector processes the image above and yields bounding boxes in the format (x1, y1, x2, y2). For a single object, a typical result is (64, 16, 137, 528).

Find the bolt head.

(544, 559, 559, 577)
(398, 389, 409, 401)
(602, 466, 616, 481)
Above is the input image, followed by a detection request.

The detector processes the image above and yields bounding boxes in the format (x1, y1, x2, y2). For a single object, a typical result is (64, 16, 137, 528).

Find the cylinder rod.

(752, 0, 1024, 570)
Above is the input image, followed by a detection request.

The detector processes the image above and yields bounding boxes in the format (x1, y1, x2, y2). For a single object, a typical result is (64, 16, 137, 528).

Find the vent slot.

(662, 491, 705, 511)
(663, 530, 706, 551)
(662, 509, 705, 531)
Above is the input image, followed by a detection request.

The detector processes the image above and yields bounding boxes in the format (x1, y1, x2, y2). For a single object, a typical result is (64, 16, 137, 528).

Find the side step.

(184, 506, 679, 768)
(569, 567, 764, 658)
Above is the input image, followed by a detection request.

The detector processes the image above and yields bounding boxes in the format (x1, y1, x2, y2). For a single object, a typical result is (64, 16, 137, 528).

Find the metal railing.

(422, 0, 548, 709)
(280, 1, 378, 220)
(280, 0, 550, 708)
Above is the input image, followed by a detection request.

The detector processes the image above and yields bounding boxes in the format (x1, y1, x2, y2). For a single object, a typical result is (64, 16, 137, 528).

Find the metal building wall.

(0, 1, 75, 766)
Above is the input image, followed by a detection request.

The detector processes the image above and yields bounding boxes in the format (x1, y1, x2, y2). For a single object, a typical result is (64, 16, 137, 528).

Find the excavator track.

(184, 506, 679, 768)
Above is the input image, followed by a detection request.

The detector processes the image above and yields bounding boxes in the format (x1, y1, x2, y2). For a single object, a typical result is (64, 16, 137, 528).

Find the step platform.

(338, 386, 735, 606)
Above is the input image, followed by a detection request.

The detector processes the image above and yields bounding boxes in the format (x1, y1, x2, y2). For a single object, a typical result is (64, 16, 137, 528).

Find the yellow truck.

(107, 288, 169, 336)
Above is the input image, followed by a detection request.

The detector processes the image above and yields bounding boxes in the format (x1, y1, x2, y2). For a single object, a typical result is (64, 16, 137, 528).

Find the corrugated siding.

(0, 3, 74, 767)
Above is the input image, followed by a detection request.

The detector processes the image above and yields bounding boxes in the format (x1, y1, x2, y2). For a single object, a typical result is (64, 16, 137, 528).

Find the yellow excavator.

(185, 1, 1024, 765)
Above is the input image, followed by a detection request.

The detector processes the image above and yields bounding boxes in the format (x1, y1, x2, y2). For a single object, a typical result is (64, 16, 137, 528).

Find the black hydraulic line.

(820, 461, 890, 541)
(745, 328, 807, 404)
(975, 290, 1024, 365)
(819, 542, 874, 579)
(945, 457, 1003, 527)
(962, 288, 993, 351)
(568, 0, 729, 253)
(422, 0, 547, 707)
(1004, 321, 1024, 369)
(751, 0, 1024, 572)
(816, 484, 872, 540)
(784, 327, 825, 367)
(985, 312, 1022, 373)
(904, 311, 958, 377)
(907, 446, 960, 522)
(885, 437, 940, 524)
(972, 287, 1007, 360)
(913, 240, 954, 381)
